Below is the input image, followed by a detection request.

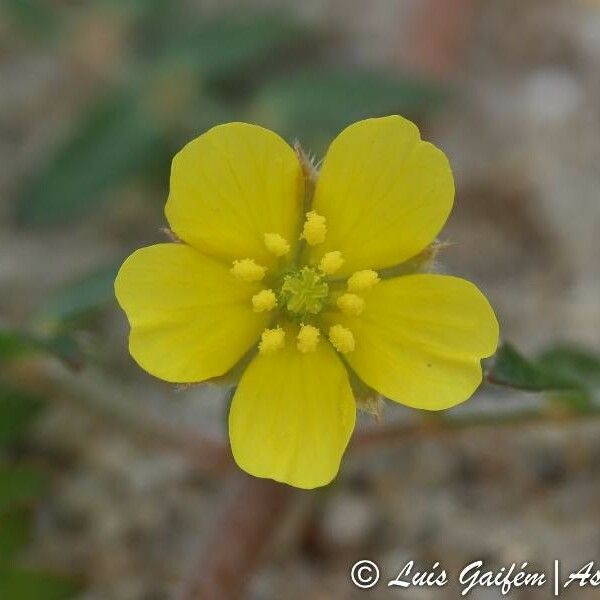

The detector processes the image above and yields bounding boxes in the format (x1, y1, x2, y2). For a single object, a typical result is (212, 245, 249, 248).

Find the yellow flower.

(114, 117, 499, 489)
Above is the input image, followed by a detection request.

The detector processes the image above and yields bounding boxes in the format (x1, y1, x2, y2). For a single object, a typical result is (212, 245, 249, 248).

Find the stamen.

(297, 324, 320, 353)
(336, 293, 365, 316)
(264, 233, 290, 257)
(319, 251, 344, 275)
(300, 211, 327, 246)
(231, 258, 266, 282)
(347, 269, 380, 292)
(328, 324, 355, 354)
(259, 327, 285, 355)
(252, 289, 277, 312)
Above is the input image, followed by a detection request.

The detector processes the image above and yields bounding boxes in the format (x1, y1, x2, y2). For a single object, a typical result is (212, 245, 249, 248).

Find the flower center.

(232, 231, 376, 354)
(279, 267, 329, 319)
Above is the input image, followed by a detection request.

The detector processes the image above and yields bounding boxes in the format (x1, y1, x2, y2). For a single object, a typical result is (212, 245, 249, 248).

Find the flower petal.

(229, 328, 356, 489)
(308, 115, 454, 275)
(166, 122, 304, 267)
(323, 274, 499, 410)
(115, 243, 269, 383)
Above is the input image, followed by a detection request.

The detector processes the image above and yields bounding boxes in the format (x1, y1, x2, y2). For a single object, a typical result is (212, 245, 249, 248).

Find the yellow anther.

(336, 293, 365, 316)
(318, 251, 344, 275)
(231, 258, 266, 282)
(301, 211, 327, 246)
(252, 289, 277, 312)
(264, 233, 290, 257)
(259, 327, 285, 355)
(347, 269, 380, 292)
(328, 324, 355, 354)
(297, 324, 320, 353)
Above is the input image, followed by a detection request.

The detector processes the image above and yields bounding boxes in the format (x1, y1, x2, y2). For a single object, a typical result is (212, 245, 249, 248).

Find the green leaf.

(0, 508, 32, 565)
(547, 389, 592, 412)
(16, 92, 168, 225)
(250, 69, 449, 150)
(1, 0, 61, 38)
(0, 467, 46, 513)
(15, 12, 313, 226)
(536, 346, 600, 412)
(0, 568, 80, 599)
(537, 346, 600, 391)
(488, 343, 600, 412)
(41, 335, 84, 371)
(0, 384, 44, 446)
(0, 332, 34, 362)
(487, 343, 577, 392)
(160, 13, 312, 81)
(0, 330, 83, 370)
(33, 263, 120, 332)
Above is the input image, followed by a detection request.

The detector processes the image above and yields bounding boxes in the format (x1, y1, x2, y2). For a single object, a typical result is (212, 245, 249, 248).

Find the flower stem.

(178, 471, 295, 600)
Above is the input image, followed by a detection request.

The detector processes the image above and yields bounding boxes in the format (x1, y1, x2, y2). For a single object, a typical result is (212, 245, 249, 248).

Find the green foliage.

(0, 332, 33, 363)
(0, 569, 80, 600)
(1, 0, 61, 38)
(0, 346, 80, 596)
(537, 346, 600, 390)
(0, 330, 82, 370)
(0, 467, 46, 514)
(160, 13, 311, 81)
(0, 508, 32, 564)
(488, 343, 571, 391)
(33, 263, 120, 332)
(0, 384, 44, 446)
(15, 8, 448, 225)
(252, 69, 448, 149)
(15, 12, 315, 225)
(17, 93, 168, 225)
(0, 407, 81, 598)
(488, 343, 600, 411)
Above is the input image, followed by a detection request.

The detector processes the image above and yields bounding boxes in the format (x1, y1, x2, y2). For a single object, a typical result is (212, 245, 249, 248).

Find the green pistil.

(279, 267, 329, 318)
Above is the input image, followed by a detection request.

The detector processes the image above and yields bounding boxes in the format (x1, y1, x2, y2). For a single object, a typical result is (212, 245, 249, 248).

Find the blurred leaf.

(488, 343, 577, 392)
(160, 13, 313, 81)
(0, 568, 80, 599)
(0, 330, 83, 370)
(1, 0, 61, 38)
(0, 467, 46, 513)
(42, 335, 84, 370)
(488, 343, 600, 401)
(103, 0, 172, 19)
(0, 384, 44, 446)
(16, 93, 168, 225)
(34, 263, 120, 332)
(0, 508, 32, 565)
(16, 12, 313, 226)
(0, 332, 34, 362)
(251, 69, 449, 149)
(537, 346, 600, 390)
(536, 346, 600, 412)
(547, 389, 592, 413)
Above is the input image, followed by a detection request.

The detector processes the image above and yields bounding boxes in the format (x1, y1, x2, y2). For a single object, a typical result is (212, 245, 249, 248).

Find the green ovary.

(279, 267, 329, 317)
